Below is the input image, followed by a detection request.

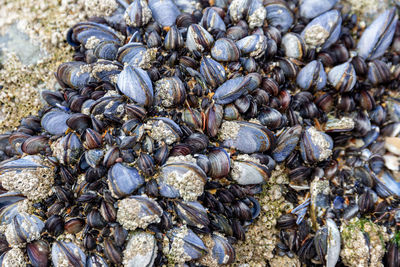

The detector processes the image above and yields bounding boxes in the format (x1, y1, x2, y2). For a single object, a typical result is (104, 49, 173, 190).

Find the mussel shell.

(186, 24, 214, 53)
(168, 226, 207, 261)
(117, 65, 153, 107)
(264, 0, 294, 32)
(296, 60, 326, 90)
(175, 200, 210, 228)
(200, 57, 226, 88)
(272, 125, 302, 162)
(125, 0, 152, 27)
(52, 241, 86, 267)
(357, 8, 398, 60)
(122, 231, 157, 267)
(221, 121, 276, 153)
(230, 160, 269, 184)
(301, 9, 341, 49)
(27, 240, 50, 267)
(148, 0, 181, 27)
(211, 234, 235, 264)
(300, 126, 333, 163)
(281, 33, 307, 59)
(236, 34, 267, 58)
(41, 110, 71, 136)
(208, 147, 231, 178)
(299, 0, 338, 19)
(327, 62, 356, 92)
(107, 163, 145, 198)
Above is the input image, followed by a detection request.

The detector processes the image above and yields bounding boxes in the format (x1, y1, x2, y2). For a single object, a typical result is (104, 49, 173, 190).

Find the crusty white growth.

(0, 158, 54, 200)
(236, 154, 260, 164)
(128, 48, 157, 69)
(325, 117, 355, 132)
(219, 121, 241, 141)
(303, 24, 330, 47)
(229, 0, 248, 22)
(166, 225, 192, 265)
(166, 155, 197, 164)
(5, 212, 43, 247)
(2, 247, 25, 267)
(123, 231, 157, 267)
(117, 196, 162, 231)
(145, 120, 179, 145)
(155, 78, 175, 107)
(124, 0, 152, 27)
(247, 6, 266, 29)
(307, 126, 332, 161)
(84, 0, 118, 17)
(165, 170, 205, 201)
(84, 36, 100, 50)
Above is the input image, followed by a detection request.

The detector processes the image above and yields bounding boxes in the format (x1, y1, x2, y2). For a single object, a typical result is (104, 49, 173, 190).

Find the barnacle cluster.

(1, 0, 400, 266)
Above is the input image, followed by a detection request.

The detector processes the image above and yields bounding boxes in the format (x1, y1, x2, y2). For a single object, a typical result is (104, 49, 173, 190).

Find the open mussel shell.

(299, 0, 338, 19)
(264, 0, 294, 32)
(167, 226, 207, 261)
(125, 0, 152, 27)
(296, 60, 326, 90)
(158, 162, 207, 200)
(357, 8, 398, 60)
(52, 241, 86, 267)
(122, 231, 157, 267)
(301, 9, 341, 49)
(27, 240, 50, 267)
(211, 38, 240, 62)
(148, 0, 180, 27)
(154, 76, 186, 107)
(5, 212, 44, 246)
(107, 163, 144, 198)
(174, 200, 210, 228)
(272, 125, 302, 162)
(117, 65, 153, 107)
(220, 121, 276, 154)
(300, 126, 333, 163)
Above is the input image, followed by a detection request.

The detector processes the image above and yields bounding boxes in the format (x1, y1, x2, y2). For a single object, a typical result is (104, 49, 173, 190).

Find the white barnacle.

(165, 170, 205, 201)
(116, 196, 162, 231)
(145, 120, 179, 145)
(307, 126, 332, 161)
(123, 231, 157, 267)
(2, 247, 25, 267)
(218, 121, 241, 141)
(303, 24, 330, 47)
(0, 156, 54, 201)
